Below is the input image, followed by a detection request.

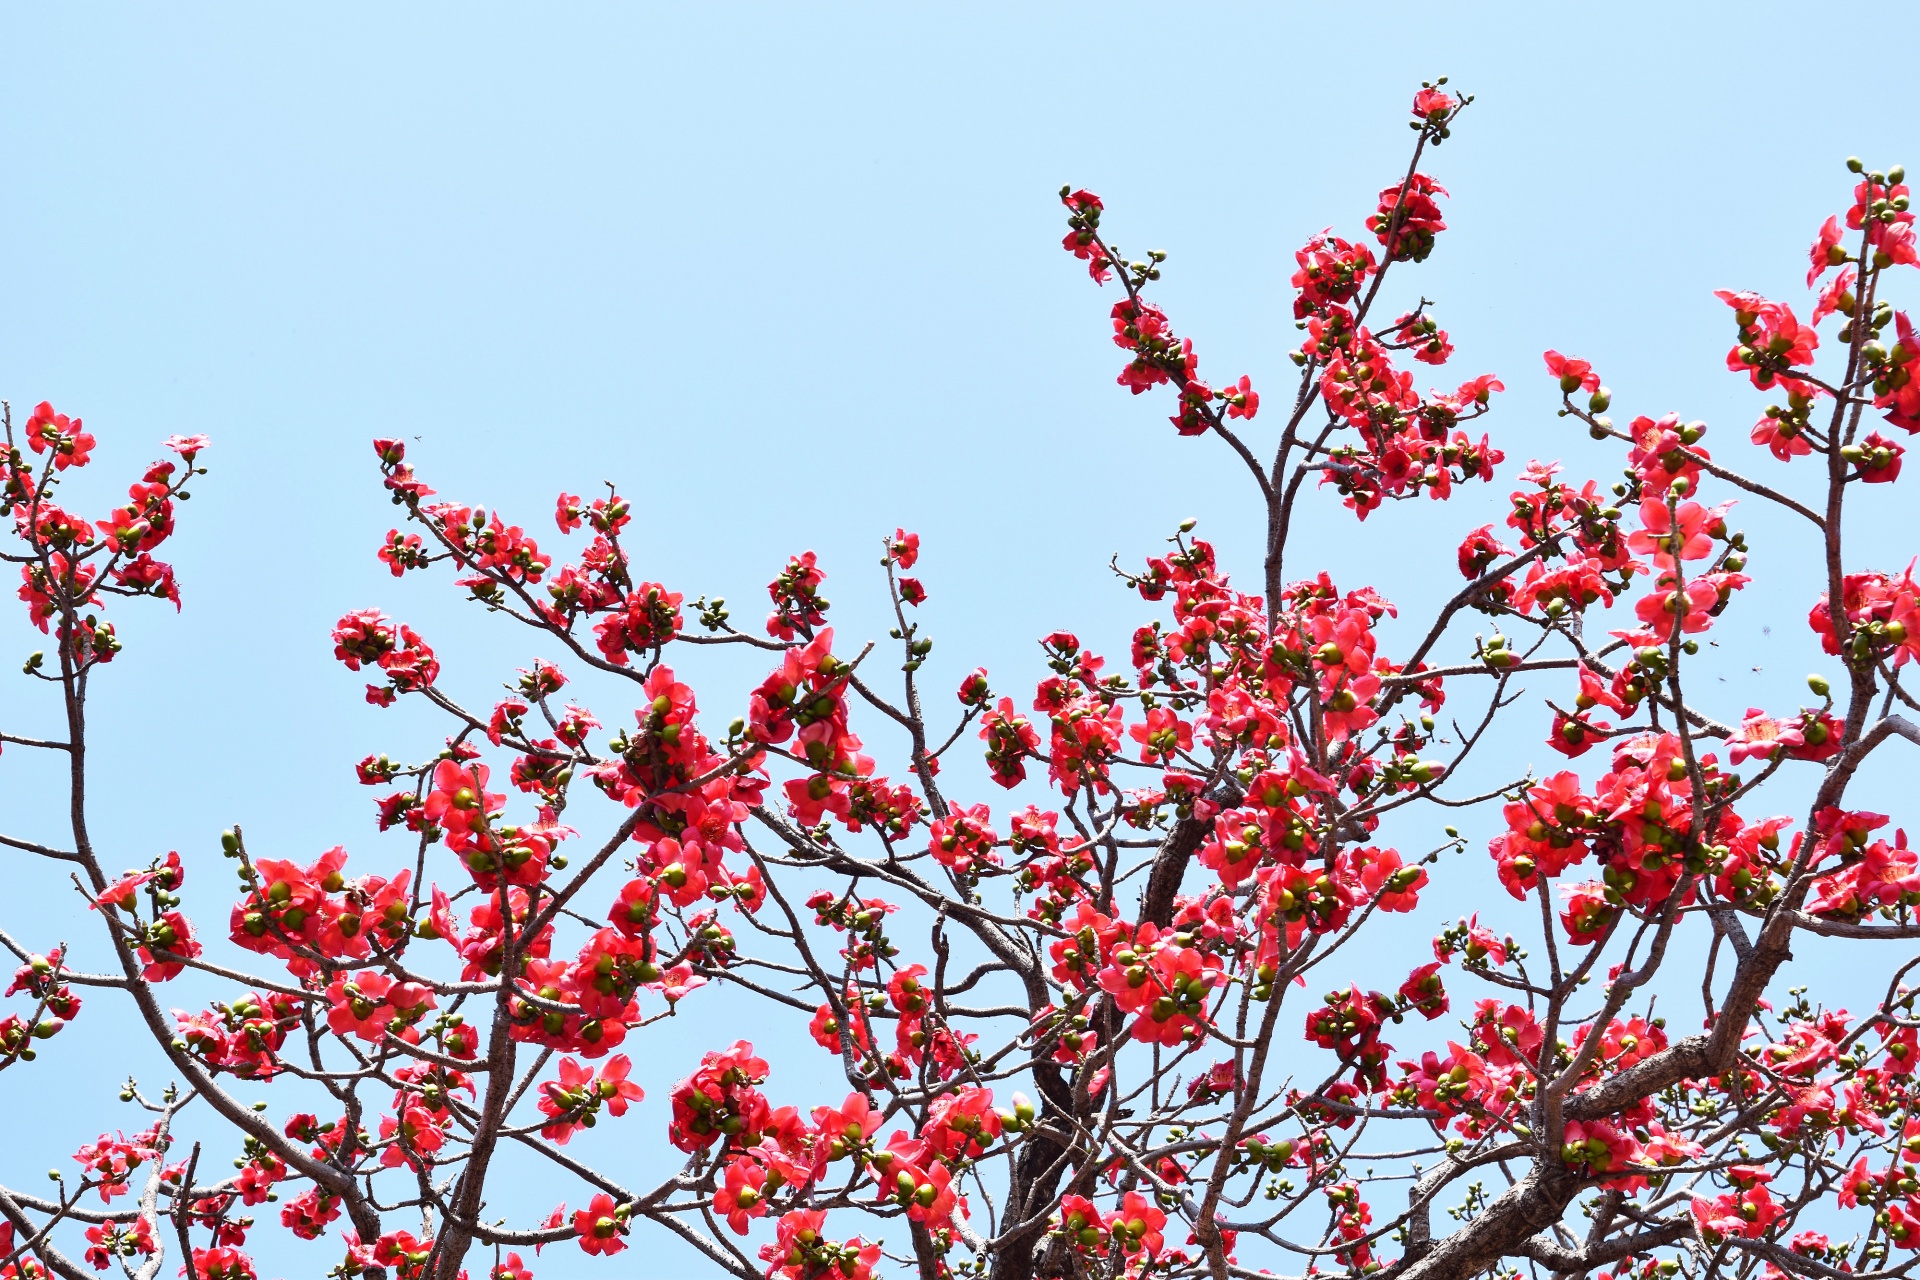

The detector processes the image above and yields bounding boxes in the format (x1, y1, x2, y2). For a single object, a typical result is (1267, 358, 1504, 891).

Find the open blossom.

(186, 1247, 256, 1280)
(83, 1216, 158, 1270)
(424, 758, 506, 853)
(1809, 214, 1847, 286)
(1346, 846, 1425, 911)
(1412, 85, 1454, 119)
(1543, 350, 1600, 394)
(331, 608, 438, 699)
(136, 910, 200, 981)
(325, 971, 435, 1042)
(1716, 289, 1818, 391)
(538, 1054, 643, 1143)
(24, 401, 95, 469)
(1849, 430, 1905, 482)
(1128, 706, 1192, 763)
(1692, 1174, 1784, 1243)
(716, 1156, 772, 1234)
(594, 582, 684, 663)
(886, 528, 919, 568)
(573, 1193, 629, 1255)
(1729, 708, 1805, 763)
(1222, 373, 1259, 419)
(1627, 497, 1723, 568)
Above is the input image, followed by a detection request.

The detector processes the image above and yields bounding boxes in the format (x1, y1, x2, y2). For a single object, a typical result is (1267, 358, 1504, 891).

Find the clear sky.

(3, 3, 1918, 1275)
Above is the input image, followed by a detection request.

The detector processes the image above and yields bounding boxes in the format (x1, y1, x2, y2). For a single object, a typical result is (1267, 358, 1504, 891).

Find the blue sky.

(4, 3, 1919, 1275)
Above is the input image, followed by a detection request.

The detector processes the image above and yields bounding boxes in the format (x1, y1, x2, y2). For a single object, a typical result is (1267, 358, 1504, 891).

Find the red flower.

(887, 529, 920, 569)
(1808, 213, 1847, 286)
(1056, 1194, 1107, 1256)
(24, 401, 96, 470)
(377, 529, 427, 577)
(1222, 374, 1259, 420)
(715, 1156, 771, 1234)
(423, 759, 505, 854)
(1368, 173, 1447, 262)
(594, 582, 684, 664)
(1398, 961, 1448, 1019)
(1715, 289, 1819, 389)
(325, 971, 435, 1042)
(572, 1193, 629, 1255)
(1848, 430, 1905, 482)
(186, 1246, 256, 1280)
(1542, 350, 1600, 394)
(136, 911, 201, 981)
(923, 1086, 1002, 1160)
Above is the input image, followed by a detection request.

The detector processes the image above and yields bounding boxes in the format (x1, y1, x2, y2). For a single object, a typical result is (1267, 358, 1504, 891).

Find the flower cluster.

(16, 88, 1920, 1280)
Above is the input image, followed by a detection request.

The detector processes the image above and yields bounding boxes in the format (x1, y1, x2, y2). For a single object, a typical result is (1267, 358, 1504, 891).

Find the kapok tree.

(4, 79, 1920, 1280)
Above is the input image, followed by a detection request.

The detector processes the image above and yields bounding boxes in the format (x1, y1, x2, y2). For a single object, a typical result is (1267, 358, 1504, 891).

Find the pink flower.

(24, 402, 96, 470)
(1412, 86, 1455, 119)
(1728, 708, 1805, 764)
(1881, 220, 1918, 269)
